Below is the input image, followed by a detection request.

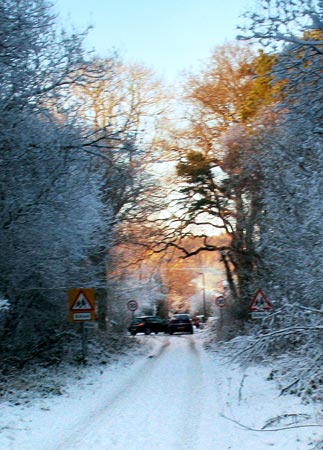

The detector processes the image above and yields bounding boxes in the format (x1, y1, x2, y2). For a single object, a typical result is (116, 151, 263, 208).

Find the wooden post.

(81, 322, 88, 361)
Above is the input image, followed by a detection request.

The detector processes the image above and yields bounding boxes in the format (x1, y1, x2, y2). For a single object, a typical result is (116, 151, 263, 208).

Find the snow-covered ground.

(0, 332, 322, 450)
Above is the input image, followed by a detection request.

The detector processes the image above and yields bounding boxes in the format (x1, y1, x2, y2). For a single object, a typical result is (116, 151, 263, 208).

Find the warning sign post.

(249, 289, 272, 319)
(68, 288, 96, 362)
(68, 288, 96, 322)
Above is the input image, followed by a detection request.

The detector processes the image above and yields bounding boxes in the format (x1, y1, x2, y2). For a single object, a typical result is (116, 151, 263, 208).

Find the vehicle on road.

(168, 314, 194, 334)
(128, 316, 169, 335)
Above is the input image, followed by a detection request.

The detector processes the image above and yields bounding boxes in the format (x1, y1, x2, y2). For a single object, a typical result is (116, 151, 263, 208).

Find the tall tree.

(235, 0, 323, 302)
(68, 56, 171, 328)
(225, 0, 323, 401)
(153, 42, 281, 322)
(0, 0, 115, 359)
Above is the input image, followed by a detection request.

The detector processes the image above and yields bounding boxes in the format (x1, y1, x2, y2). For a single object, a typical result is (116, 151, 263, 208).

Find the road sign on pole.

(248, 289, 272, 312)
(215, 295, 226, 307)
(68, 288, 96, 361)
(127, 300, 138, 312)
(68, 288, 96, 322)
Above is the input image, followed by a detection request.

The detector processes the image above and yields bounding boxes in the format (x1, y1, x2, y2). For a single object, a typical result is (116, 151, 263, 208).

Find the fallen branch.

(263, 413, 311, 429)
(280, 378, 300, 396)
(220, 413, 322, 432)
(238, 373, 247, 404)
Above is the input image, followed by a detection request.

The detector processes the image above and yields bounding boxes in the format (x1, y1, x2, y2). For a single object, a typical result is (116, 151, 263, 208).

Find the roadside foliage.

(1, 0, 323, 416)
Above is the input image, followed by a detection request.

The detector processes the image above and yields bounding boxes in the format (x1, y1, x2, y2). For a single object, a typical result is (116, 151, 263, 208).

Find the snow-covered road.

(57, 335, 208, 450)
(1, 333, 321, 449)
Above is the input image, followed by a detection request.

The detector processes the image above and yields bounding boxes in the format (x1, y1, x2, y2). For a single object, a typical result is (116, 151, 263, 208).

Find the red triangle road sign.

(249, 289, 272, 311)
(71, 289, 94, 312)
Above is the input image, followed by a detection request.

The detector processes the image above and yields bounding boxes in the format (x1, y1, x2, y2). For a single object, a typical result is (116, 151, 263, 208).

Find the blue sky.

(54, 0, 253, 82)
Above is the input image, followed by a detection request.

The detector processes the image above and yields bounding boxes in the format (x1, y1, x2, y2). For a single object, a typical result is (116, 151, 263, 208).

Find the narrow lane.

(53, 334, 319, 450)
(55, 335, 206, 450)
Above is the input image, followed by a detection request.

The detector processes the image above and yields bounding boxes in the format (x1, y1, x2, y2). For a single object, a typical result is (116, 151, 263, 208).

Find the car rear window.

(145, 317, 162, 323)
(172, 314, 190, 321)
(132, 318, 145, 324)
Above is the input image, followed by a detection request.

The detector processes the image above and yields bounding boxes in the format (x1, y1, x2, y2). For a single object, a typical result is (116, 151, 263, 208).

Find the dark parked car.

(128, 316, 169, 335)
(168, 314, 194, 334)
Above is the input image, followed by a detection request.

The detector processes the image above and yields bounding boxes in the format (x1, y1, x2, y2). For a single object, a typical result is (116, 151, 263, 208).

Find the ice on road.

(1, 334, 320, 449)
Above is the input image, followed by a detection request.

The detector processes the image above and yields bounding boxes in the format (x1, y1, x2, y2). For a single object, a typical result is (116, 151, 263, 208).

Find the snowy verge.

(0, 334, 166, 450)
(0, 332, 322, 450)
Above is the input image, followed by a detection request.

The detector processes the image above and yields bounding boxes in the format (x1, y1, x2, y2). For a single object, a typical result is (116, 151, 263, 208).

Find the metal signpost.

(68, 288, 96, 361)
(215, 295, 226, 328)
(68, 288, 96, 322)
(215, 296, 225, 307)
(127, 300, 138, 320)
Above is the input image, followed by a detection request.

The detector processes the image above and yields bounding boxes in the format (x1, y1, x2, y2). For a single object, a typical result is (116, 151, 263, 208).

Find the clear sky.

(54, 0, 253, 82)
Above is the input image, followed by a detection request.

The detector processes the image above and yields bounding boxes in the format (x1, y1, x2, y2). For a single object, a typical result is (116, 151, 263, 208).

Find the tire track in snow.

(54, 337, 171, 450)
(54, 335, 205, 450)
(174, 336, 204, 450)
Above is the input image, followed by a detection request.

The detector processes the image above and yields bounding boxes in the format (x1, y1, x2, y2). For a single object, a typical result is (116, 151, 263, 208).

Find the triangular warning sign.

(71, 291, 93, 311)
(249, 289, 272, 311)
